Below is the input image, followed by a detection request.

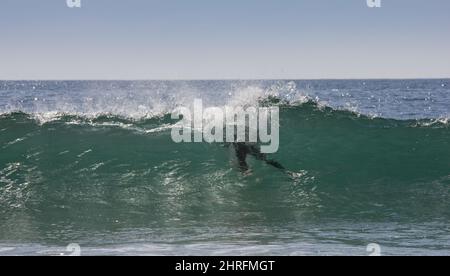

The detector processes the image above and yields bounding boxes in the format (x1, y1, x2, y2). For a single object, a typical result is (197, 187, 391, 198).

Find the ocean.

(0, 79, 449, 256)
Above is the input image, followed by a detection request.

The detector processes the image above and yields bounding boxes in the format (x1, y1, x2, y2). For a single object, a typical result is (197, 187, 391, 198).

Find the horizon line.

(1, 77, 449, 82)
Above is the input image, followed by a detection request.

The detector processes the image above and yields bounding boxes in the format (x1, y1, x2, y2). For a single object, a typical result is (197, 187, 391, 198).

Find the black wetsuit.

(233, 142, 284, 172)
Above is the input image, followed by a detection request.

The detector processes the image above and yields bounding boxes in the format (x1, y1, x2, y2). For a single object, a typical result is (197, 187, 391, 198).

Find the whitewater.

(0, 79, 449, 255)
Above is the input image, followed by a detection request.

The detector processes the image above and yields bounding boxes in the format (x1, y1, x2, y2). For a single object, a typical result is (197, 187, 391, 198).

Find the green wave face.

(1, 102, 449, 239)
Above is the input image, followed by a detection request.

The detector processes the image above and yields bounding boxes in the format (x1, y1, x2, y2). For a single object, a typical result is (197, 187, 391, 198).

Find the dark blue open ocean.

(0, 80, 449, 255)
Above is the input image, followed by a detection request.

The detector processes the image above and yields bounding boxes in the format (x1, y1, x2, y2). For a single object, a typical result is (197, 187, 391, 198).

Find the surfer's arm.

(249, 145, 285, 170)
(265, 159, 285, 170)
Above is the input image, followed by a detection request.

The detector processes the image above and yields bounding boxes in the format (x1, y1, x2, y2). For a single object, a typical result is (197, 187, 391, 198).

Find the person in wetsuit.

(233, 142, 285, 172)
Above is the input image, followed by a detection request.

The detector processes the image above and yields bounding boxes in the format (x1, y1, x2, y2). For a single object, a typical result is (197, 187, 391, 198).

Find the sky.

(0, 0, 449, 80)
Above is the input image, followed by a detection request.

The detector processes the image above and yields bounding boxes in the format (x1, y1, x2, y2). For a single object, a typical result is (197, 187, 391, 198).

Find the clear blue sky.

(1, 0, 449, 79)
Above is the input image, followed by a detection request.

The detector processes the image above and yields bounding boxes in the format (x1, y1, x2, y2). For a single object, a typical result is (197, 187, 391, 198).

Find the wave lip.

(1, 96, 449, 133)
(1, 79, 450, 122)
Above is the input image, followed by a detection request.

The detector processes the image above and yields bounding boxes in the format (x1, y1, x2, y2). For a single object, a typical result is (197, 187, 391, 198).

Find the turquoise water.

(0, 80, 449, 255)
